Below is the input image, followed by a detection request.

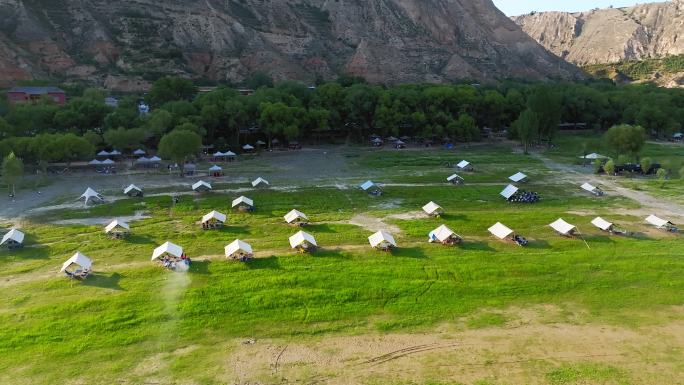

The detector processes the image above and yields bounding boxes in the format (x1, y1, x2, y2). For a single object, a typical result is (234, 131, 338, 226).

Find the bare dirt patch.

(51, 211, 151, 225)
(348, 214, 401, 233)
(387, 210, 427, 220)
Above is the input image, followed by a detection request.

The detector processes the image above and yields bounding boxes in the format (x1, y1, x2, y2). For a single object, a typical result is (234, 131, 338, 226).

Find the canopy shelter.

(133, 149, 146, 156)
(104, 220, 130, 239)
(360, 181, 382, 196)
(209, 165, 223, 177)
(151, 241, 189, 271)
(252, 177, 269, 188)
(101, 159, 115, 165)
(500, 185, 519, 201)
(371, 138, 383, 147)
(488, 222, 528, 246)
(225, 239, 253, 261)
(80, 187, 104, 205)
(456, 160, 473, 171)
(394, 140, 406, 149)
(148, 156, 162, 163)
(447, 174, 464, 185)
(124, 184, 143, 197)
(60, 252, 92, 279)
(201, 210, 227, 229)
(646, 215, 678, 232)
(96, 150, 110, 157)
(1, 229, 25, 249)
(289, 231, 317, 253)
(549, 218, 577, 237)
(284, 209, 309, 226)
(422, 201, 444, 217)
(232, 196, 254, 211)
(428, 225, 462, 245)
(88, 159, 102, 166)
(368, 230, 397, 251)
(581, 183, 604, 196)
(242, 144, 255, 152)
(192, 180, 212, 193)
(591, 217, 613, 232)
(109, 150, 122, 156)
(509, 172, 528, 183)
(256, 140, 266, 146)
(136, 156, 150, 164)
(580, 153, 608, 160)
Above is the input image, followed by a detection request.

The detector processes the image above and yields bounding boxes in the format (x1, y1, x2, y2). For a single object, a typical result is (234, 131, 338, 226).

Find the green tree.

(592, 159, 604, 174)
(603, 159, 615, 175)
(2, 152, 23, 197)
(83, 131, 103, 147)
(656, 168, 668, 187)
(158, 129, 202, 176)
(103, 127, 147, 152)
(246, 72, 274, 90)
(640, 157, 653, 175)
(258, 102, 303, 145)
(145, 109, 175, 139)
(512, 109, 539, 154)
(603, 124, 646, 161)
(679, 165, 684, 180)
(147, 76, 197, 107)
(527, 86, 562, 142)
(0, 116, 14, 139)
(453, 113, 479, 144)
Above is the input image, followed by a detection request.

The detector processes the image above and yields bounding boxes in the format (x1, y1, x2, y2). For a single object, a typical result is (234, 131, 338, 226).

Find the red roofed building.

(7, 86, 66, 105)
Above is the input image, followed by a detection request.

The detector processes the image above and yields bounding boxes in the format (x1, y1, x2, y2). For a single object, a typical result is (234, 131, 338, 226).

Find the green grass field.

(1, 141, 683, 385)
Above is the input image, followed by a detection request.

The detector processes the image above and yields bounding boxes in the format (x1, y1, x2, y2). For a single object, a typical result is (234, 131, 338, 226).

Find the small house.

(428, 225, 461, 245)
(0, 229, 25, 249)
(104, 220, 130, 239)
(201, 210, 227, 229)
(368, 231, 397, 251)
(422, 201, 444, 217)
(225, 239, 253, 261)
(7, 86, 66, 105)
(289, 231, 317, 253)
(232, 196, 254, 212)
(284, 209, 309, 226)
(60, 252, 92, 279)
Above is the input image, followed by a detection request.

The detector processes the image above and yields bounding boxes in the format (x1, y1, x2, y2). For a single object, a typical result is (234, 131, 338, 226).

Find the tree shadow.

(189, 260, 211, 275)
(246, 256, 281, 270)
(460, 241, 496, 252)
(82, 272, 124, 290)
(0, 245, 51, 260)
(439, 213, 468, 221)
(303, 224, 337, 233)
(126, 234, 155, 245)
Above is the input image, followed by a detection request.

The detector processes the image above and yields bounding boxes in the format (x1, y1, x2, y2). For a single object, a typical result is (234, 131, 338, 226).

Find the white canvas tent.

(509, 172, 528, 183)
(151, 241, 183, 261)
(428, 225, 461, 245)
(242, 144, 255, 151)
(148, 156, 162, 162)
(252, 177, 269, 187)
(447, 174, 464, 184)
(80, 187, 104, 205)
(456, 160, 472, 171)
(488, 222, 514, 240)
(97, 150, 110, 157)
(133, 149, 146, 155)
(360, 180, 377, 191)
(581, 183, 603, 196)
(101, 159, 115, 165)
(500, 185, 519, 200)
(104, 220, 130, 237)
(368, 231, 397, 250)
(284, 209, 309, 225)
(289, 231, 317, 252)
(591, 217, 614, 232)
(123, 184, 143, 197)
(422, 201, 444, 217)
(60, 252, 92, 278)
(1, 229, 25, 248)
(225, 239, 253, 260)
(549, 218, 577, 236)
(192, 180, 212, 192)
(646, 215, 676, 230)
(88, 159, 102, 165)
(232, 196, 254, 211)
(209, 165, 222, 172)
(580, 153, 608, 160)
(201, 211, 227, 228)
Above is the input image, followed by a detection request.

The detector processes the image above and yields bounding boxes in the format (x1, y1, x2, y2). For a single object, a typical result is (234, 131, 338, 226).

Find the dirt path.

(533, 153, 684, 219)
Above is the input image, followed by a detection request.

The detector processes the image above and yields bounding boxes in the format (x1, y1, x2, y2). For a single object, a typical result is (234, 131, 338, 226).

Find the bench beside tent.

(225, 239, 253, 261)
(369, 231, 397, 251)
(60, 252, 92, 279)
(1, 229, 25, 249)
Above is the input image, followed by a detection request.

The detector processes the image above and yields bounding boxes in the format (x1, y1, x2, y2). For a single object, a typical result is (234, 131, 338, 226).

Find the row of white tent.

(499, 182, 604, 200)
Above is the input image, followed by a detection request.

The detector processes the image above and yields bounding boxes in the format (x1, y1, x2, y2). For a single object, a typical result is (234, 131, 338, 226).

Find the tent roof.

(429, 225, 458, 242)
(457, 160, 471, 169)
(1, 228, 25, 245)
(151, 241, 183, 260)
(447, 174, 463, 182)
(252, 177, 269, 187)
(88, 159, 102, 165)
(581, 183, 597, 192)
(104, 219, 130, 233)
(289, 231, 317, 248)
(80, 188, 103, 203)
(422, 201, 443, 215)
(97, 150, 110, 156)
(243, 144, 255, 150)
(110, 150, 121, 155)
(550, 218, 576, 235)
(509, 172, 528, 182)
(488, 222, 514, 239)
(224, 151, 236, 157)
(60, 252, 92, 272)
(500, 184, 519, 199)
(148, 156, 162, 162)
(202, 210, 227, 224)
(213, 151, 226, 156)
(209, 165, 222, 171)
(284, 209, 308, 223)
(136, 157, 150, 163)
(368, 230, 397, 248)
(133, 149, 146, 155)
(192, 180, 212, 191)
(225, 239, 253, 256)
(591, 217, 613, 231)
(232, 196, 254, 207)
(101, 159, 115, 165)
(124, 184, 142, 194)
(360, 181, 377, 191)
(646, 215, 671, 227)
(580, 153, 608, 159)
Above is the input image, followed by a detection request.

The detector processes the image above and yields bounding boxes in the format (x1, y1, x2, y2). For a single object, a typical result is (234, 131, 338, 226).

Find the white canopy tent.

(581, 183, 603, 196)
(80, 187, 104, 205)
(192, 180, 212, 192)
(101, 159, 115, 165)
(124, 184, 143, 196)
(104, 219, 130, 235)
(422, 201, 444, 216)
(88, 159, 102, 165)
(60, 252, 92, 278)
(97, 150, 110, 157)
(456, 160, 472, 171)
(151, 242, 183, 261)
(509, 172, 528, 183)
(500, 185, 519, 200)
(360, 180, 377, 191)
(133, 149, 146, 156)
(284, 209, 309, 225)
(580, 153, 608, 160)
(209, 165, 222, 172)
(232, 196, 254, 210)
(368, 231, 397, 250)
(428, 225, 461, 244)
(201, 210, 227, 225)
(225, 239, 253, 260)
(289, 231, 317, 251)
(646, 215, 675, 229)
(488, 222, 514, 240)
(109, 150, 122, 156)
(591, 217, 614, 232)
(549, 218, 577, 236)
(148, 156, 162, 162)
(136, 157, 150, 164)
(242, 144, 255, 151)
(252, 177, 269, 187)
(447, 174, 464, 184)
(1, 228, 25, 247)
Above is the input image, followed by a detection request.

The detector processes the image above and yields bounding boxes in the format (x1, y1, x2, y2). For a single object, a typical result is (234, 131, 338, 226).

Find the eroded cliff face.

(0, 0, 581, 90)
(513, 0, 684, 65)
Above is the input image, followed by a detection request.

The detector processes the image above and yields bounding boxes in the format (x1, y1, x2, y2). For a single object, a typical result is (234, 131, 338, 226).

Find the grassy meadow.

(1, 141, 683, 384)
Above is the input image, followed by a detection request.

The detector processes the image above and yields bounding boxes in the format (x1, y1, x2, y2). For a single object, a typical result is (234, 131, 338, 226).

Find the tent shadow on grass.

(82, 272, 124, 290)
(2, 245, 51, 260)
(125, 234, 155, 245)
(246, 256, 281, 270)
(526, 239, 551, 249)
(460, 241, 496, 252)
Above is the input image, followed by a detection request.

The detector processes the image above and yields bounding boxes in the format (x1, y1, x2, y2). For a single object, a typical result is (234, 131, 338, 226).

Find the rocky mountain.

(512, 0, 684, 65)
(0, 0, 581, 91)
